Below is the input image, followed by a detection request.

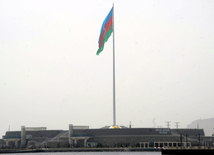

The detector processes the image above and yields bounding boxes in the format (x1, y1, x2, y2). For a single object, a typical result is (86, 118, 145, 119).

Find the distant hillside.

(187, 118, 214, 136)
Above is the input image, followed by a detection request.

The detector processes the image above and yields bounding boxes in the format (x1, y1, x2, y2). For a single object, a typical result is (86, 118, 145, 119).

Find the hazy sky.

(1, 0, 214, 137)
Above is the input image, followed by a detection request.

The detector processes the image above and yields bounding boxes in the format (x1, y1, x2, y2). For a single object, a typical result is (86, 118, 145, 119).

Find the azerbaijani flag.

(96, 7, 113, 55)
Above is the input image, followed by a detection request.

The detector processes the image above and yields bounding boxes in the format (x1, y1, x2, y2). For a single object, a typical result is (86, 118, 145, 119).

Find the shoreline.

(0, 148, 161, 153)
(1, 147, 214, 154)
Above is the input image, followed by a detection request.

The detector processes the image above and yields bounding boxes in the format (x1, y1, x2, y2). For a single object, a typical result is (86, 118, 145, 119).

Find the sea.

(0, 152, 161, 155)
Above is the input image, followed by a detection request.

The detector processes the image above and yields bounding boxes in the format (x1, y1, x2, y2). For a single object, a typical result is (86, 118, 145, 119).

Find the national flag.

(96, 7, 113, 55)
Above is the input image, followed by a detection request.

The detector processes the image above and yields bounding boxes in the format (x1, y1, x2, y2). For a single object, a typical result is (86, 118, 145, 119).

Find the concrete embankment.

(0, 148, 161, 153)
(2, 148, 214, 154)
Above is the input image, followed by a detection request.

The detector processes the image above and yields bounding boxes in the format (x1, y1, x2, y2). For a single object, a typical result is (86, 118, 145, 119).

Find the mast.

(112, 3, 116, 126)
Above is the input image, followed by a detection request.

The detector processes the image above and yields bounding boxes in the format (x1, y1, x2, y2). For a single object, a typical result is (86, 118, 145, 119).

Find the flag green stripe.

(96, 25, 113, 55)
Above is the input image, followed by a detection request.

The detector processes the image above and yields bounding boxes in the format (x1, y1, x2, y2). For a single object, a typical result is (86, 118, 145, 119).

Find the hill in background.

(187, 117, 214, 136)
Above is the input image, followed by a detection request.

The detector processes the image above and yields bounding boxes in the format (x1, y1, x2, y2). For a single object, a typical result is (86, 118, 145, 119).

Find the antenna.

(175, 122, 180, 129)
(165, 121, 171, 128)
(127, 121, 133, 128)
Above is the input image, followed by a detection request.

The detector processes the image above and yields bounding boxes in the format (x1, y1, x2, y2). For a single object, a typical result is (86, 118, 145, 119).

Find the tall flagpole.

(112, 3, 116, 126)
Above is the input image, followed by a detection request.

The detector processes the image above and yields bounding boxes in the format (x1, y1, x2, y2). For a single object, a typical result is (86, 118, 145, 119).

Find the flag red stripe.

(99, 16, 113, 48)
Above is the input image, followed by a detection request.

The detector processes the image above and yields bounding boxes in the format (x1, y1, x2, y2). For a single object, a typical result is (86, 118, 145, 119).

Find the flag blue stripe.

(98, 7, 113, 44)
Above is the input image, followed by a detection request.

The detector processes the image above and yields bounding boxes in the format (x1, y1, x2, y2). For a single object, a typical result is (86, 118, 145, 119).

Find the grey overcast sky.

(1, 0, 214, 136)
